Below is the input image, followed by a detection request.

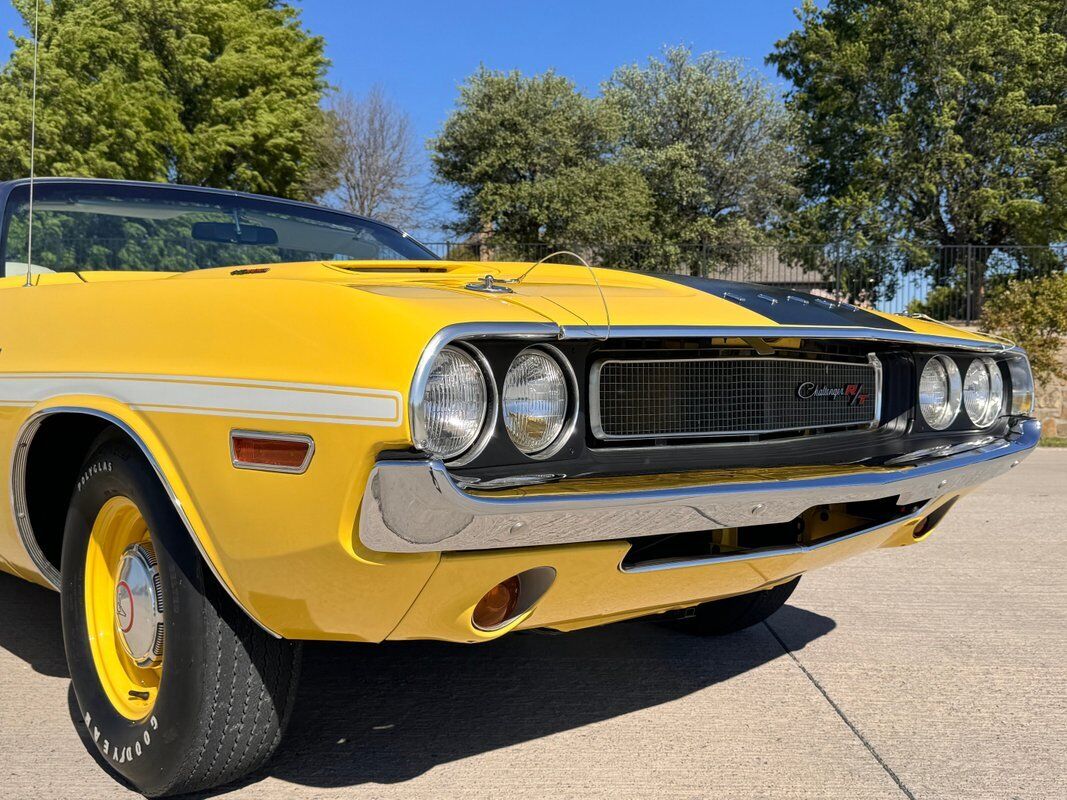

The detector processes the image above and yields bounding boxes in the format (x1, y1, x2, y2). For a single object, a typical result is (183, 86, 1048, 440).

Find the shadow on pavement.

(262, 603, 834, 791)
(0, 571, 835, 795)
(0, 571, 68, 678)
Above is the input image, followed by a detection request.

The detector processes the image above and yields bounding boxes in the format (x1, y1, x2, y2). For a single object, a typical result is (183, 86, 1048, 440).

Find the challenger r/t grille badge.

(796, 382, 869, 406)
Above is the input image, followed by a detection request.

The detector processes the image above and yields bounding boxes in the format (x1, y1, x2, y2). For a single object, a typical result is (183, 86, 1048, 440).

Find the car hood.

(182, 259, 992, 345)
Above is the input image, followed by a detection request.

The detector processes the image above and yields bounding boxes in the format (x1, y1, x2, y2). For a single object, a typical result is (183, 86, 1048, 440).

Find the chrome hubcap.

(114, 543, 164, 668)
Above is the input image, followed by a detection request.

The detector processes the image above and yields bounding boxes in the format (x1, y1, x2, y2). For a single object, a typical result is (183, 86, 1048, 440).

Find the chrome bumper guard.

(359, 419, 1040, 554)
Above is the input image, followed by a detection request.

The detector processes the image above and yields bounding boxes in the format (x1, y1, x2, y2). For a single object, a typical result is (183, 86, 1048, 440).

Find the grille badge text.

(796, 382, 869, 406)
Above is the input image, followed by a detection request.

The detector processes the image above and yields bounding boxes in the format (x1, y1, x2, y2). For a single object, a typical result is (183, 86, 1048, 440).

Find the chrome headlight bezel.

(501, 344, 578, 459)
(412, 344, 494, 462)
(918, 354, 962, 430)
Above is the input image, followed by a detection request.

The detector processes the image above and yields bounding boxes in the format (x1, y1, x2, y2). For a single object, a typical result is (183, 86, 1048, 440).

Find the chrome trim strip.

(588, 357, 604, 441)
(358, 418, 1039, 553)
(11, 407, 281, 637)
(619, 500, 933, 574)
(869, 352, 883, 429)
(557, 325, 1016, 351)
(588, 356, 881, 441)
(10, 414, 58, 586)
(230, 430, 315, 474)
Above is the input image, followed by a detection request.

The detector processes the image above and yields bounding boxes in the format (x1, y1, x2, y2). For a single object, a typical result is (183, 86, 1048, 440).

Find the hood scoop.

(335, 265, 449, 274)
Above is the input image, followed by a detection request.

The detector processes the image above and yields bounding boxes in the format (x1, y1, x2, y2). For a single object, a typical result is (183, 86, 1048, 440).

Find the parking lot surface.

(1, 450, 1064, 799)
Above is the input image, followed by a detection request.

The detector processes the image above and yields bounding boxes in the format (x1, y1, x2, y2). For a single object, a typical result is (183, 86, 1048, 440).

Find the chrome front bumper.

(359, 419, 1040, 554)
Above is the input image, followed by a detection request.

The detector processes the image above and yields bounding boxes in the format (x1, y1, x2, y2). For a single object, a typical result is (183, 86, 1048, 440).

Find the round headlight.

(417, 346, 487, 459)
(963, 357, 1004, 427)
(502, 349, 568, 454)
(918, 355, 961, 430)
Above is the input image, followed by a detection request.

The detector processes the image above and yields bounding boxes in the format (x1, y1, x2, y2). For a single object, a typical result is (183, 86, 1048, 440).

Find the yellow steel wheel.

(83, 496, 164, 720)
(63, 438, 301, 796)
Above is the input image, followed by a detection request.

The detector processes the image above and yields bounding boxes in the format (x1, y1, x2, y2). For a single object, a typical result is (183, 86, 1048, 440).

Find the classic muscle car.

(0, 177, 1037, 796)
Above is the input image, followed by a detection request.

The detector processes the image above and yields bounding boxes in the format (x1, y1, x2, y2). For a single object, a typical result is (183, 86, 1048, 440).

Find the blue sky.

(298, 0, 801, 149)
(0, 0, 805, 236)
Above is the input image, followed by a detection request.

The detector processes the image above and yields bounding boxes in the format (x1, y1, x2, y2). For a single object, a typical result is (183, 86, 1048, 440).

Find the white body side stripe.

(0, 373, 403, 426)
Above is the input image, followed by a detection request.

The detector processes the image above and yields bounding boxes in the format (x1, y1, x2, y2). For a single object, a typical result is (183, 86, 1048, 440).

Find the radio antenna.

(463, 250, 612, 339)
(24, 0, 41, 288)
(514, 251, 611, 340)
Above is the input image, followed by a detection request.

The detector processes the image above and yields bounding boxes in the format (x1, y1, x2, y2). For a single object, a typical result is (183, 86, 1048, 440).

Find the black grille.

(591, 357, 878, 440)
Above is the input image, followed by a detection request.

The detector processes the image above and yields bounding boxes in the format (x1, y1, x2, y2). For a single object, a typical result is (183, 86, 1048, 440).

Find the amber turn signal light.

(231, 432, 314, 474)
(472, 576, 521, 630)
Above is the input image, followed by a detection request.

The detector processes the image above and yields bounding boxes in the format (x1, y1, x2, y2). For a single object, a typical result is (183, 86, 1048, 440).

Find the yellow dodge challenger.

(0, 178, 1038, 795)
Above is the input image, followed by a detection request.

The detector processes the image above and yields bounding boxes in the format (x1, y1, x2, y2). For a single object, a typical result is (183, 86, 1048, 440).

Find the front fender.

(9, 396, 266, 623)
(8, 394, 439, 641)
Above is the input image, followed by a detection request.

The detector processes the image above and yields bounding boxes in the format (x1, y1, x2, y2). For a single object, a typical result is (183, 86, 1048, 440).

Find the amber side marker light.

(473, 577, 521, 630)
(471, 567, 558, 632)
(231, 431, 314, 474)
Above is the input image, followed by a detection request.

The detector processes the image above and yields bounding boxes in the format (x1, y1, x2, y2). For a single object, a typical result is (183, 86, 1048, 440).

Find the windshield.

(1, 182, 436, 275)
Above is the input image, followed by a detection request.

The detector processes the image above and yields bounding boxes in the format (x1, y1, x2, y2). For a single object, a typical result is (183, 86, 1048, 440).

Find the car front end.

(357, 309, 1037, 641)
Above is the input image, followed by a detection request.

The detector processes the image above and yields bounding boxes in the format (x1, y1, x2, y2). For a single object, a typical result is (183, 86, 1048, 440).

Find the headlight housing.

(415, 346, 488, 459)
(1007, 355, 1035, 415)
(918, 355, 962, 430)
(963, 357, 1004, 427)
(502, 348, 569, 454)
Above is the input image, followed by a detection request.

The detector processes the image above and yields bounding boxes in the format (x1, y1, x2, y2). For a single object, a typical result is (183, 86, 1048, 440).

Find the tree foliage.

(430, 51, 795, 268)
(980, 273, 1067, 383)
(603, 47, 798, 247)
(769, 0, 1067, 249)
(430, 67, 652, 249)
(0, 0, 331, 199)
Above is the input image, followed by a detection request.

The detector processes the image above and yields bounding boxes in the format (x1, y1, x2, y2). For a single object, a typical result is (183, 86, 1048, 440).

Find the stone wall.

(1035, 343, 1067, 438)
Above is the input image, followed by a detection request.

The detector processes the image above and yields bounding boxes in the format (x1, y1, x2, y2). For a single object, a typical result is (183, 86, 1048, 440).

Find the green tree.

(0, 0, 331, 200)
(430, 67, 652, 253)
(769, 0, 1067, 292)
(431, 54, 799, 271)
(980, 274, 1067, 383)
(602, 47, 799, 272)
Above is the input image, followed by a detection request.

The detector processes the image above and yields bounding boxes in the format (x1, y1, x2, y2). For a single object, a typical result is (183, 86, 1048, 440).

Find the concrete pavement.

(1, 450, 1064, 799)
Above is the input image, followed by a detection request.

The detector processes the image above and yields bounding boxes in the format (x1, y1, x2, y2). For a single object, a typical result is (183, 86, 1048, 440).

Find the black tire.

(60, 436, 301, 797)
(681, 577, 801, 636)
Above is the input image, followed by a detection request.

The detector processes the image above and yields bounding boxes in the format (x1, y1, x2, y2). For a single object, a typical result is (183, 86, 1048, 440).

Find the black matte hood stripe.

(655, 274, 910, 331)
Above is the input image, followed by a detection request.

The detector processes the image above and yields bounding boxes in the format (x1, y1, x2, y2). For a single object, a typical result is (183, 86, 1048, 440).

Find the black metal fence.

(422, 241, 1067, 323)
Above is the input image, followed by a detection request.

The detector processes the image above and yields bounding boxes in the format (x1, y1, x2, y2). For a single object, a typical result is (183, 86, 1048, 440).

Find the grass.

(1039, 436, 1067, 448)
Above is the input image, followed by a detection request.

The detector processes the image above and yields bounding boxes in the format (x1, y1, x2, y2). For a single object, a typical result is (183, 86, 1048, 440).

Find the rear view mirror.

(192, 221, 278, 245)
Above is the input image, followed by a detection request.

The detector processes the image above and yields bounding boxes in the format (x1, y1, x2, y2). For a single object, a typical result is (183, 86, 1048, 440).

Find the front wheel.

(60, 436, 301, 797)
(679, 577, 801, 636)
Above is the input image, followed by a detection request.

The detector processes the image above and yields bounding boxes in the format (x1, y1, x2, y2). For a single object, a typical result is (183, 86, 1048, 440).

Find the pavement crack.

(764, 619, 918, 800)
